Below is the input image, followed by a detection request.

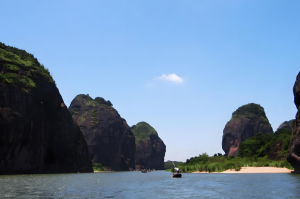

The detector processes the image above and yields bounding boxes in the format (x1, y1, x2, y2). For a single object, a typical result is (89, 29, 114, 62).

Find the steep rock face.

(120, 123, 136, 171)
(131, 122, 166, 170)
(277, 120, 294, 130)
(287, 72, 300, 173)
(222, 103, 273, 156)
(0, 43, 93, 174)
(69, 95, 135, 171)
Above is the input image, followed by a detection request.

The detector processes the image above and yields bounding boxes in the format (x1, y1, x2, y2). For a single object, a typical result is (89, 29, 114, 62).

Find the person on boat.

(172, 167, 182, 178)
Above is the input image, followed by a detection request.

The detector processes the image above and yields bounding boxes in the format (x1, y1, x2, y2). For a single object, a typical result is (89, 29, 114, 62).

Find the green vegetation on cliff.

(74, 94, 113, 107)
(239, 128, 291, 159)
(0, 42, 54, 91)
(131, 122, 158, 145)
(278, 119, 294, 130)
(231, 103, 269, 122)
(69, 95, 114, 123)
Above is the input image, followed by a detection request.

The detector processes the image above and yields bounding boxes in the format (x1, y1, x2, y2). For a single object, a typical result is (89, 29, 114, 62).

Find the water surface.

(0, 171, 299, 198)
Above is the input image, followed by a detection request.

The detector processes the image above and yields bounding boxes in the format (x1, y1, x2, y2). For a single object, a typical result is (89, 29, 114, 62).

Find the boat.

(171, 162, 182, 178)
(172, 173, 182, 178)
(141, 169, 147, 173)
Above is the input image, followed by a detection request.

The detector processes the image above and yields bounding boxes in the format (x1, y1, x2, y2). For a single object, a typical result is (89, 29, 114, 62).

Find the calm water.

(0, 171, 300, 198)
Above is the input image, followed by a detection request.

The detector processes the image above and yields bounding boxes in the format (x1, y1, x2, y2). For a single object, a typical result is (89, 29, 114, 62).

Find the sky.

(1, 0, 299, 161)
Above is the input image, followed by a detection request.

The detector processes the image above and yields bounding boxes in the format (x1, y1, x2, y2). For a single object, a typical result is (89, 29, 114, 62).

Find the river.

(0, 171, 299, 198)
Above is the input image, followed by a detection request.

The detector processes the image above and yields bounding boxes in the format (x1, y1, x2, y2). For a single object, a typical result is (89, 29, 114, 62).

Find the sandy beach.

(191, 167, 293, 173)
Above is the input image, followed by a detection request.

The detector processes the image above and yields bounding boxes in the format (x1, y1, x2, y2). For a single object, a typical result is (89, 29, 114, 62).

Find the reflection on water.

(0, 171, 299, 198)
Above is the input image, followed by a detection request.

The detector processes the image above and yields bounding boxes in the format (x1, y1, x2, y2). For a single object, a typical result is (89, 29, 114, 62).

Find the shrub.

(92, 163, 104, 171)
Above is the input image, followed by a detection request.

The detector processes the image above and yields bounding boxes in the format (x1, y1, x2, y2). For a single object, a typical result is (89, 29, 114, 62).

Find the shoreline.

(191, 167, 293, 174)
(93, 171, 115, 173)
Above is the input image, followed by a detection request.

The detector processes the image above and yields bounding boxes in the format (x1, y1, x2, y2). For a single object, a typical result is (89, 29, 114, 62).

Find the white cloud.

(158, 73, 183, 83)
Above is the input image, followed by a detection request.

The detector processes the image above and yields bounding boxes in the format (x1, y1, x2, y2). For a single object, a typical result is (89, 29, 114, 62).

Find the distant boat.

(141, 169, 147, 173)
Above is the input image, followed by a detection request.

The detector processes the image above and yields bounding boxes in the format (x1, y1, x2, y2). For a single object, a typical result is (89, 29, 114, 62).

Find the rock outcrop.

(131, 122, 165, 170)
(277, 120, 294, 130)
(287, 72, 300, 173)
(222, 103, 273, 156)
(0, 42, 93, 174)
(69, 95, 135, 171)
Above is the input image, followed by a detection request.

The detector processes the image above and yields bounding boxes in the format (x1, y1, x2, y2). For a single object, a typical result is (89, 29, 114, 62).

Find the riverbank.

(93, 170, 115, 173)
(191, 167, 293, 173)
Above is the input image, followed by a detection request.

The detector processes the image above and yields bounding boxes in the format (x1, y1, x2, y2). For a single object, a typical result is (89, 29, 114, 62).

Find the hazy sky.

(1, 0, 299, 161)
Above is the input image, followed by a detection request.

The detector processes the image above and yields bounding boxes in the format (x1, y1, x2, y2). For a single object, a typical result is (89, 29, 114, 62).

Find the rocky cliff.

(277, 119, 294, 130)
(69, 95, 136, 171)
(0, 42, 93, 174)
(222, 103, 273, 156)
(287, 72, 300, 173)
(131, 122, 166, 170)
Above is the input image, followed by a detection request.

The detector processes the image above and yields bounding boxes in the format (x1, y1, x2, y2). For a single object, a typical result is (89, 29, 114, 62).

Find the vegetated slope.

(277, 119, 294, 130)
(287, 72, 300, 173)
(239, 128, 292, 161)
(0, 42, 93, 174)
(0, 42, 53, 91)
(69, 94, 135, 171)
(222, 103, 273, 156)
(131, 122, 166, 170)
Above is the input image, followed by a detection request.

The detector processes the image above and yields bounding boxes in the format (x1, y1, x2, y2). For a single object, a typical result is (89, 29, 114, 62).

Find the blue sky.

(1, 0, 299, 161)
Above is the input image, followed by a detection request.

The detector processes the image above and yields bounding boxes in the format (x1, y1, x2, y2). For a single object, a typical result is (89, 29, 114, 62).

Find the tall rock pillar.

(287, 72, 300, 173)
